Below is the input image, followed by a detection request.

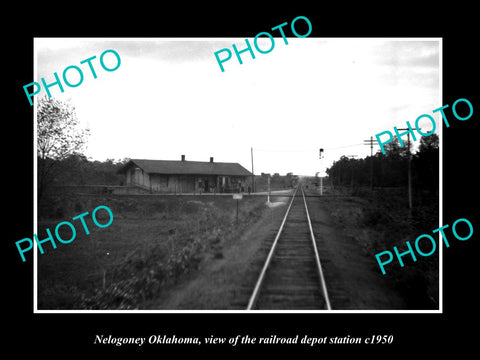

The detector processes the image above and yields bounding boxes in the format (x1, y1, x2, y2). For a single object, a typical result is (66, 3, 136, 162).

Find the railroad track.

(246, 185, 332, 310)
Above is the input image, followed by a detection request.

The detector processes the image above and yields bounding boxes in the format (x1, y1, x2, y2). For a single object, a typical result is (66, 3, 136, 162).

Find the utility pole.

(267, 174, 271, 204)
(346, 155, 357, 191)
(251, 147, 255, 193)
(363, 136, 378, 157)
(396, 128, 419, 214)
(364, 136, 379, 189)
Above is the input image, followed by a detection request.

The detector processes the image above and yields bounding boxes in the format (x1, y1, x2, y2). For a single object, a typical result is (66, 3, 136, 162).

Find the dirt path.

(307, 195, 406, 310)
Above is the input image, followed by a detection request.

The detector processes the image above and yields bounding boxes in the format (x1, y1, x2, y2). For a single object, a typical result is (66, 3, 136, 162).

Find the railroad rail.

(246, 185, 332, 310)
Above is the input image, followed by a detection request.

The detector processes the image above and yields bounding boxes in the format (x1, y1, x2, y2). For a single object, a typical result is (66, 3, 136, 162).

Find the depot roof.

(117, 159, 252, 177)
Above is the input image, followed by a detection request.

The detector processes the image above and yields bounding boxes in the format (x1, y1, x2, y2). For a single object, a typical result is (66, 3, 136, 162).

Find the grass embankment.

(37, 194, 270, 310)
(321, 187, 439, 309)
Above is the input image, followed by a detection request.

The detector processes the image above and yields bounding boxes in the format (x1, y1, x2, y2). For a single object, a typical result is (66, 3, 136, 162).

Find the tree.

(383, 137, 409, 160)
(412, 134, 439, 193)
(418, 133, 439, 153)
(37, 97, 90, 199)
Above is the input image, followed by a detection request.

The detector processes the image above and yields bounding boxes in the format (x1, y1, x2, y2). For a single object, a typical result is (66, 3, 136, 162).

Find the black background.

(5, 4, 478, 356)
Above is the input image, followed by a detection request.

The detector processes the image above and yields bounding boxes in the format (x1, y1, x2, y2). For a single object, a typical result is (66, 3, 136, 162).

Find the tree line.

(254, 172, 298, 191)
(326, 134, 439, 194)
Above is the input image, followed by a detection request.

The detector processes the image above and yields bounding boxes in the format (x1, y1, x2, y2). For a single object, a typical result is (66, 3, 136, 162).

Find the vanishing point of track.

(246, 185, 332, 310)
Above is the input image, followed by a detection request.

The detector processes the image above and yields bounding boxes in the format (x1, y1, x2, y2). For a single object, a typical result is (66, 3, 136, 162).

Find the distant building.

(117, 156, 252, 193)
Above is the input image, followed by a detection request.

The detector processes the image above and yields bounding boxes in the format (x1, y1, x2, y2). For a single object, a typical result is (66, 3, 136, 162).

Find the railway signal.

(319, 148, 324, 195)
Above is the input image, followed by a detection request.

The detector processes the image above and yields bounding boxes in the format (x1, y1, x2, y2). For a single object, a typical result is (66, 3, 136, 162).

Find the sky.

(35, 38, 441, 176)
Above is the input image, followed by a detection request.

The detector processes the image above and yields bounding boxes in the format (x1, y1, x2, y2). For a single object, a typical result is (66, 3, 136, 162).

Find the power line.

(326, 143, 364, 150)
(253, 143, 364, 153)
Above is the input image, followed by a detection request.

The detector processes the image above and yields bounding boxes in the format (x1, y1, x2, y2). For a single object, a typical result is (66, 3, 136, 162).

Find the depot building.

(117, 155, 253, 194)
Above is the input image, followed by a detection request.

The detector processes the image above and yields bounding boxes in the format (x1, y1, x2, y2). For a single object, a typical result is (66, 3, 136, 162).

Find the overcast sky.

(35, 38, 440, 176)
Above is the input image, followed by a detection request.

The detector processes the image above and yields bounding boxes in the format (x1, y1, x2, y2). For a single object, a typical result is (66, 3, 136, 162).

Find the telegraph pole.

(346, 155, 357, 190)
(363, 136, 378, 157)
(267, 174, 271, 204)
(251, 147, 255, 193)
(396, 128, 419, 213)
(364, 136, 379, 189)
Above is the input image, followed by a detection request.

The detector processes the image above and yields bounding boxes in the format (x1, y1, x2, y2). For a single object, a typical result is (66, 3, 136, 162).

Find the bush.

(362, 208, 394, 227)
(37, 194, 268, 310)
